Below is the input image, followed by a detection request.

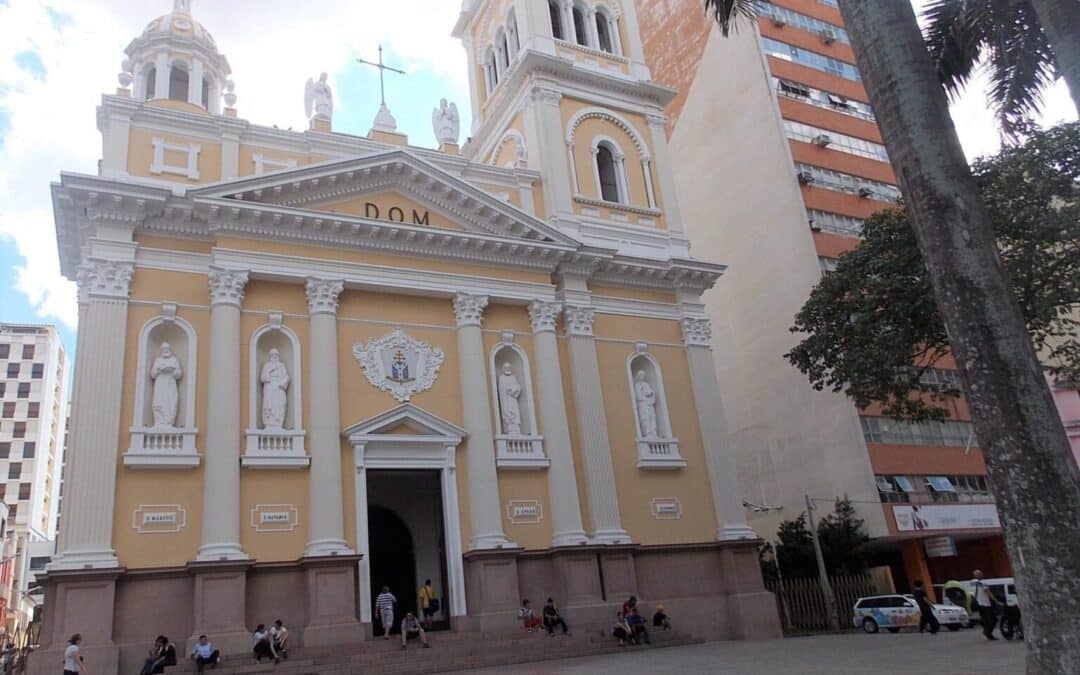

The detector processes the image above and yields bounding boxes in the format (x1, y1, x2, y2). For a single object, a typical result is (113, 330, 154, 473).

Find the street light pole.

(806, 494, 841, 631)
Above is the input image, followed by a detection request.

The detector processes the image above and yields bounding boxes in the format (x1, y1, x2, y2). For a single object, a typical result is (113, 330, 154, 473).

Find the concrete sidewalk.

(463, 630, 1025, 674)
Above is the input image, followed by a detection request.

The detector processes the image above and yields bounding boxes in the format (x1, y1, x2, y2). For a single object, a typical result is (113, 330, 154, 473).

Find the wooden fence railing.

(766, 572, 891, 634)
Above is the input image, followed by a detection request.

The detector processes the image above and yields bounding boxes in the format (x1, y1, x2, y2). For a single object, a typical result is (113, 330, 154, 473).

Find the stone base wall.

(30, 541, 779, 675)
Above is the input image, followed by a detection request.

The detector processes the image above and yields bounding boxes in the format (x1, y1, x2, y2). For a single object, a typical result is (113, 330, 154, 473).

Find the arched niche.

(244, 313, 308, 468)
(627, 345, 685, 469)
(124, 304, 199, 469)
(489, 336, 548, 469)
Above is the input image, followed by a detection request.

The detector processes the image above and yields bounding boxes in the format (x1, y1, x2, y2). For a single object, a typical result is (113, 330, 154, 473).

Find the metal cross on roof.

(356, 45, 406, 106)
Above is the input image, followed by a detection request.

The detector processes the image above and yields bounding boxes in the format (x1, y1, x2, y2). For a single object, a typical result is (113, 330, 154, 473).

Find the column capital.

(646, 112, 668, 130)
(528, 300, 562, 333)
(682, 317, 712, 348)
(305, 278, 345, 316)
(563, 305, 596, 337)
(76, 259, 134, 300)
(453, 293, 489, 328)
(208, 267, 249, 307)
(531, 86, 563, 108)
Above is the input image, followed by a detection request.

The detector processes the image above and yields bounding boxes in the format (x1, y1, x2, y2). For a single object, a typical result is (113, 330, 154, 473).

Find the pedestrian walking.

(63, 634, 87, 675)
(376, 586, 397, 639)
(913, 580, 939, 634)
(971, 570, 999, 640)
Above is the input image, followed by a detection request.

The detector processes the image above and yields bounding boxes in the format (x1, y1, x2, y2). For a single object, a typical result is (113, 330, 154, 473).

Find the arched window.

(596, 143, 621, 203)
(549, 1, 564, 40)
(502, 32, 512, 68)
(485, 49, 499, 93)
(142, 66, 157, 100)
(495, 30, 509, 73)
(168, 64, 189, 102)
(201, 78, 210, 108)
(573, 6, 589, 46)
(507, 13, 520, 55)
(596, 12, 614, 53)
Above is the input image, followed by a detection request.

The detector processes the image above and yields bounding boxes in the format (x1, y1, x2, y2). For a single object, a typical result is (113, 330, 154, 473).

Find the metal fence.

(766, 572, 890, 634)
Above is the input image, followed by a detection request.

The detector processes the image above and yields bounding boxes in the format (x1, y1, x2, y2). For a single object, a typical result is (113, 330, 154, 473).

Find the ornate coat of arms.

(353, 329, 445, 402)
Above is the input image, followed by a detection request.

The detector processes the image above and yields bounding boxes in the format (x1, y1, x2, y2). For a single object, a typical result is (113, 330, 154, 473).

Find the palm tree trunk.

(837, 2, 1080, 674)
(1029, 0, 1080, 113)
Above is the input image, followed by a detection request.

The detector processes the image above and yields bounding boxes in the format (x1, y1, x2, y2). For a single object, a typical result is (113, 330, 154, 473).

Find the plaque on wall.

(133, 504, 187, 533)
(250, 503, 300, 532)
(506, 500, 543, 524)
(650, 498, 682, 520)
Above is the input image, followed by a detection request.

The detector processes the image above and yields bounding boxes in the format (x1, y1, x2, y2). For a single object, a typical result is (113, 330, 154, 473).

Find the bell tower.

(453, 1, 688, 256)
(117, 0, 234, 115)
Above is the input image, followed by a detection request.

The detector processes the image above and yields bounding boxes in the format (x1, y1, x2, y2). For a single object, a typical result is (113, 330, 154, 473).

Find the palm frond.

(983, 2, 1057, 139)
(703, 0, 763, 37)
(922, 0, 990, 96)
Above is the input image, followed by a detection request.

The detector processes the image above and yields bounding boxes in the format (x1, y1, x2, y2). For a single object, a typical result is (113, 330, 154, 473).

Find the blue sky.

(0, 0, 1076, 389)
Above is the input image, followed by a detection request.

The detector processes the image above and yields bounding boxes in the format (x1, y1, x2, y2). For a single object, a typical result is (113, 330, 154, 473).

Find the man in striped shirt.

(376, 586, 397, 639)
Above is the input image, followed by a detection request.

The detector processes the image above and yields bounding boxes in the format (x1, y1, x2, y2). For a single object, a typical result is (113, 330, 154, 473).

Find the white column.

(197, 267, 249, 561)
(453, 293, 515, 550)
(682, 318, 757, 541)
(585, 8, 600, 48)
(528, 301, 588, 547)
(610, 16, 624, 56)
(645, 113, 684, 232)
(354, 451, 371, 623)
(153, 51, 170, 100)
(642, 158, 657, 209)
(521, 87, 573, 218)
(188, 58, 204, 106)
(440, 453, 468, 616)
(563, 305, 629, 544)
(567, 141, 580, 194)
(617, 2, 651, 79)
(49, 261, 133, 570)
(305, 278, 352, 557)
(614, 152, 630, 205)
(560, 0, 575, 42)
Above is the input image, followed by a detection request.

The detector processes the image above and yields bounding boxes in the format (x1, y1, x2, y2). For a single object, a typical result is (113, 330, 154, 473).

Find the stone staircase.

(169, 628, 701, 675)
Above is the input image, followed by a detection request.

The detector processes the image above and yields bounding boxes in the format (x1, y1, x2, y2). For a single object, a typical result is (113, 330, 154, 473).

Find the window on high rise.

(2, 403, 13, 418)
(572, 5, 589, 46)
(27, 402, 39, 419)
(31, 363, 43, 379)
(761, 37, 860, 81)
(0, 344, 8, 359)
(8, 504, 17, 521)
(21, 345, 34, 360)
(0, 443, 9, 458)
(17, 383, 30, 399)
(6, 363, 19, 378)
(18, 484, 30, 501)
(9, 463, 21, 480)
(13, 422, 26, 439)
(596, 12, 613, 53)
(22, 442, 34, 458)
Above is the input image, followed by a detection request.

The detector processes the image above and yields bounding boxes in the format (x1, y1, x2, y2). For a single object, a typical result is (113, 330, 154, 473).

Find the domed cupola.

(118, 1, 234, 115)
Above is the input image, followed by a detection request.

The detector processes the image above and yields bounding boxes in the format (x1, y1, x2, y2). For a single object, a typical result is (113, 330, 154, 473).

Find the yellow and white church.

(35, 1, 779, 671)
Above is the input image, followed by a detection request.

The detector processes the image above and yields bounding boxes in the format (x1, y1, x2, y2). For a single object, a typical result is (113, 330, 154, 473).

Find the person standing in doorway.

(972, 569, 999, 640)
(913, 580, 939, 634)
(419, 579, 437, 630)
(63, 634, 87, 675)
(376, 586, 398, 640)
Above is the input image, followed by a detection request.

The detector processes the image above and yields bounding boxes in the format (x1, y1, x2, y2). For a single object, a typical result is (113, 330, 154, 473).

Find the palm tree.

(704, 1, 1080, 672)
(923, 0, 1079, 138)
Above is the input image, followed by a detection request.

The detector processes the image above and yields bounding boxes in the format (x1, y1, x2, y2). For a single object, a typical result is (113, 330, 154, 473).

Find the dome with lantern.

(119, 0, 234, 115)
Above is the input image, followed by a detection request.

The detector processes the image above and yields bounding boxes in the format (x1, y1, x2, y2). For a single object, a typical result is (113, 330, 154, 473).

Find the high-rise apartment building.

(0, 323, 68, 633)
(636, 0, 1011, 592)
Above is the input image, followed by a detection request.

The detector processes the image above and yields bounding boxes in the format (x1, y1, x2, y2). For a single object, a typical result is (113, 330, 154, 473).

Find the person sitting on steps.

(189, 635, 220, 674)
(251, 624, 279, 664)
(518, 598, 542, 632)
(542, 597, 570, 636)
(612, 611, 634, 646)
(627, 607, 651, 644)
(400, 612, 431, 650)
(652, 604, 672, 630)
(269, 620, 289, 659)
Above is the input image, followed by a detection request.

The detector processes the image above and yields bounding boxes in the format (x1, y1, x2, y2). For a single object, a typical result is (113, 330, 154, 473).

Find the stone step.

(182, 631, 698, 675)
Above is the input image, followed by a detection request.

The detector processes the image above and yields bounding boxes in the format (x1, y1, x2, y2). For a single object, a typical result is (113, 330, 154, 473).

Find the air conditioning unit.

(809, 218, 821, 232)
(772, 17, 787, 27)
(857, 187, 873, 198)
(797, 171, 815, 185)
(819, 29, 837, 45)
(812, 133, 832, 148)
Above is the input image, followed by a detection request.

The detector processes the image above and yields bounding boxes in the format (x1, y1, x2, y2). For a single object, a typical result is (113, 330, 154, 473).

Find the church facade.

(34, 2, 779, 671)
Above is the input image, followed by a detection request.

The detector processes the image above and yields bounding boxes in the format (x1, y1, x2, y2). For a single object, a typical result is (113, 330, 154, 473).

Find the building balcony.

(636, 437, 686, 470)
(124, 427, 199, 469)
(495, 434, 549, 469)
(242, 428, 308, 468)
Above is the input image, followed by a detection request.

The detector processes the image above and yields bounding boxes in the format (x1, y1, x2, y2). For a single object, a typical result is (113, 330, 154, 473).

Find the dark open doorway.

(367, 470, 450, 634)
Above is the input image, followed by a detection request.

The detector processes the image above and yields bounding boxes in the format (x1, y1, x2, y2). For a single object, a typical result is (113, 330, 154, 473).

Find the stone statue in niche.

(260, 348, 290, 429)
(634, 370, 659, 438)
(498, 362, 523, 435)
(150, 342, 183, 427)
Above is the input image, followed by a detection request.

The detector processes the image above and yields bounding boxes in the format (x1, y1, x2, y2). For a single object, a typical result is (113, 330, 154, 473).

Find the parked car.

(853, 594, 968, 634)
(939, 577, 1022, 639)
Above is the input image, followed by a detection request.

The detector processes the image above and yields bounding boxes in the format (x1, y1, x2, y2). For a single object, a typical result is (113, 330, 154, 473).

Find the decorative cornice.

(563, 305, 596, 337)
(207, 267, 249, 307)
(452, 293, 488, 328)
(527, 300, 562, 334)
(646, 113, 668, 130)
(682, 317, 712, 348)
(530, 86, 563, 108)
(305, 278, 344, 316)
(76, 259, 134, 300)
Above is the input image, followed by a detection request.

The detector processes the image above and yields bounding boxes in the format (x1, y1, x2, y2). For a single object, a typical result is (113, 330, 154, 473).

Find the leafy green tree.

(765, 500, 870, 579)
(785, 122, 1080, 422)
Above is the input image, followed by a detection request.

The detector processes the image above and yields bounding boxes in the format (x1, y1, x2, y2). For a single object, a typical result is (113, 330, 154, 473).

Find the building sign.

(923, 536, 958, 558)
(650, 497, 683, 520)
(506, 500, 543, 524)
(251, 504, 299, 532)
(894, 504, 1000, 532)
(360, 203, 430, 226)
(133, 504, 186, 534)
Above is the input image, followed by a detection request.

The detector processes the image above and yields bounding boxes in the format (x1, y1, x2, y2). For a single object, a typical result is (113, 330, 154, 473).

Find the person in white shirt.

(399, 612, 430, 649)
(376, 586, 397, 640)
(252, 624, 279, 664)
(63, 634, 87, 675)
(189, 635, 219, 674)
(269, 620, 289, 659)
(972, 569, 1000, 640)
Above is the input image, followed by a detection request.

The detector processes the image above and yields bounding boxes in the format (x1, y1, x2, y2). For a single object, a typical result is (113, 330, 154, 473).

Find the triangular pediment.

(190, 149, 577, 245)
(343, 403, 466, 441)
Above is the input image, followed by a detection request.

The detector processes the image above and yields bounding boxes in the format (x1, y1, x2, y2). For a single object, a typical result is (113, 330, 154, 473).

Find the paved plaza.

(466, 630, 1025, 675)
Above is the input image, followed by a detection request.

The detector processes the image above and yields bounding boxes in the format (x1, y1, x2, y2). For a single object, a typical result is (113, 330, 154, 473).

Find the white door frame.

(343, 403, 468, 624)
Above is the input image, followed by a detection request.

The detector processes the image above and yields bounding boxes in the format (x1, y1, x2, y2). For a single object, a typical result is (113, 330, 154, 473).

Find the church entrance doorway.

(367, 470, 450, 634)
